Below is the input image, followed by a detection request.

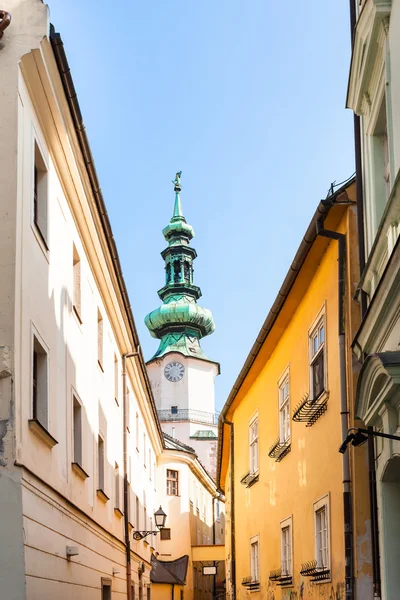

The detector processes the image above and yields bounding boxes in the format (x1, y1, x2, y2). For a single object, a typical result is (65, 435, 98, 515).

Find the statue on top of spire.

(172, 171, 182, 192)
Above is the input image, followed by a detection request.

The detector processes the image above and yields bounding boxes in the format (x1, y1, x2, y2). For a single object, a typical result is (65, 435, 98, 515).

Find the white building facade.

(0, 3, 163, 598)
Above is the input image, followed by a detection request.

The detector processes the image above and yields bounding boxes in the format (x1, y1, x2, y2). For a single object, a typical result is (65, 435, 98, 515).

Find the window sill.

(72, 462, 89, 480)
(28, 419, 58, 449)
(97, 489, 109, 503)
(240, 471, 259, 487)
(114, 507, 124, 518)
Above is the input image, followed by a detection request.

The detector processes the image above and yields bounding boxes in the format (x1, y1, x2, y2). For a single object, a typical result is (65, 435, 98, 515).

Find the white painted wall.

(147, 352, 218, 475)
(0, 7, 161, 596)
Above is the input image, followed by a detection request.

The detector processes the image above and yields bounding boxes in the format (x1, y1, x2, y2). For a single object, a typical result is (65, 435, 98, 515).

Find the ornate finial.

(172, 171, 182, 193)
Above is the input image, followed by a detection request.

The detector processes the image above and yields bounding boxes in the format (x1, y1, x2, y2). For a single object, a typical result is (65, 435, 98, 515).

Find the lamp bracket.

(133, 530, 160, 541)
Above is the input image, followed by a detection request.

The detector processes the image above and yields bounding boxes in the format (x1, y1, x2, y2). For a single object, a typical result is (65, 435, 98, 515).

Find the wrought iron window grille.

(240, 471, 259, 488)
(268, 438, 291, 462)
(300, 560, 330, 582)
(268, 569, 292, 586)
(241, 577, 260, 590)
(269, 569, 281, 581)
(292, 392, 328, 427)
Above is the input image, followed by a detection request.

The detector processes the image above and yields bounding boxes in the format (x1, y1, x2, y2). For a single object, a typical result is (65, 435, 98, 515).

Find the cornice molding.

(347, 0, 391, 114)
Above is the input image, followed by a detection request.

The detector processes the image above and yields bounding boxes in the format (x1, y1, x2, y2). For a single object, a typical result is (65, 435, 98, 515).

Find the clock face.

(164, 361, 185, 382)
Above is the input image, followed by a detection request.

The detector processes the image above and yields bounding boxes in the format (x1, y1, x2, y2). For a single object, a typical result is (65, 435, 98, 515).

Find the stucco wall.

(223, 208, 360, 600)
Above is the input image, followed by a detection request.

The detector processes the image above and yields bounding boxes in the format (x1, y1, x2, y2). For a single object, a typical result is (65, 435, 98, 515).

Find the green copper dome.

(145, 172, 215, 361)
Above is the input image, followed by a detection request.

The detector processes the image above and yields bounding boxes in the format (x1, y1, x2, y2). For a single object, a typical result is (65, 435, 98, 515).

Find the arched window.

(174, 260, 181, 283)
(183, 262, 191, 284)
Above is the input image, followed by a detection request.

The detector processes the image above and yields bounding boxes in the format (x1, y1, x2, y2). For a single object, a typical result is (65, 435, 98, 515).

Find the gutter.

(216, 175, 356, 486)
(123, 350, 141, 600)
(348, 0, 367, 317)
(49, 28, 163, 444)
(316, 218, 353, 600)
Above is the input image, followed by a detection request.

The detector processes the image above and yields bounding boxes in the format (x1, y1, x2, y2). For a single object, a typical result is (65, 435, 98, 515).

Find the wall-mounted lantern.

(133, 506, 167, 541)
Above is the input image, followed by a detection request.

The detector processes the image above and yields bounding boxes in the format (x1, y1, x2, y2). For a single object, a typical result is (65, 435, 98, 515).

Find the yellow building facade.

(217, 179, 368, 600)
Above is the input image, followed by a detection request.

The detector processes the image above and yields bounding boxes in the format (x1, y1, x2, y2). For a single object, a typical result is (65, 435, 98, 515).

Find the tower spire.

(172, 171, 184, 220)
(145, 172, 215, 361)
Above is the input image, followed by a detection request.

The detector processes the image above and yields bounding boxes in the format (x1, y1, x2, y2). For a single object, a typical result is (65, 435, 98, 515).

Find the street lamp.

(339, 427, 400, 454)
(132, 506, 167, 541)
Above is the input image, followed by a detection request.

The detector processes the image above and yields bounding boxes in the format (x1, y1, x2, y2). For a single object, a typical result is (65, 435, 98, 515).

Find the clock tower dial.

(164, 361, 185, 382)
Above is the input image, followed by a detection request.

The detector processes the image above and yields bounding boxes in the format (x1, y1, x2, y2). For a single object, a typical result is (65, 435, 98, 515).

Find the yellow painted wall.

(222, 201, 363, 600)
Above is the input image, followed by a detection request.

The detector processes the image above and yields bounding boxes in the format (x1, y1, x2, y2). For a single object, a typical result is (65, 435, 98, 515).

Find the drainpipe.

(316, 221, 353, 600)
(349, 0, 367, 318)
(367, 426, 381, 599)
(223, 420, 236, 600)
(123, 348, 141, 600)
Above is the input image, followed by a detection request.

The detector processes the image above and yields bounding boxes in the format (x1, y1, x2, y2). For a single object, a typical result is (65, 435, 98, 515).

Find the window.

(136, 413, 139, 450)
(316, 507, 328, 568)
(131, 584, 135, 600)
(171, 405, 178, 415)
(250, 536, 260, 584)
(249, 415, 259, 474)
(72, 245, 82, 322)
(143, 433, 146, 466)
(372, 93, 391, 210)
(314, 494, 330, 570)
(280, 516, 292, 577)
(136, 496, 140, 529)
(33, 141, 48, 247)
(32, 335, 48, 428)
(309, 314, 325, 401)
(97, 310, 104, 370)
(114, 355, 119, 405)
(167, 469, 179, 495)
(101, 579, 111, 600)
(114, 463, 120, 511)
(161, 528, 171, 540)
(216, 501, 220, 521)
(147, 587, 150, 600)
(73, 396, 82, 466)
(143, 493, 147, 530)
(149, 450, 152, 478)
(126, 388, 130, 432)
(98, 435, 105, 491)
(279, 371, 290, 443)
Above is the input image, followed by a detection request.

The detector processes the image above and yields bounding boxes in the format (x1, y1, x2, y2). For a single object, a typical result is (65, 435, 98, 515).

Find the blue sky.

(49, 0, 355, 410)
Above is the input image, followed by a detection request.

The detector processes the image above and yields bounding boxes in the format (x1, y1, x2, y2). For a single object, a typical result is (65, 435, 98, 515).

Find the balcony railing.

(157, 408, 219, 426)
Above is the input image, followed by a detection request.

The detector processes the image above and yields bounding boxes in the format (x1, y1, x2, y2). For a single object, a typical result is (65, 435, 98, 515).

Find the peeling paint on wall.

(0, 419, 9, 466)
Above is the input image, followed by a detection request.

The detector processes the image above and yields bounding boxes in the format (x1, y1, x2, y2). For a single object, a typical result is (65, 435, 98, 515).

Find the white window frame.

(31, 327, 50, 429)
(32, 135, 49, 252)
(278, 367, 290, 443)
(72, 244, 82, 323)
(250, 535, 260, 586)
(166, 469, 179, 496)
(72, 392, 83, 467)
(249, 412, 259, 475)
(280, 516, 293, 578)
(313, 493, 331, 575)
(308, 307, 327, 402)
